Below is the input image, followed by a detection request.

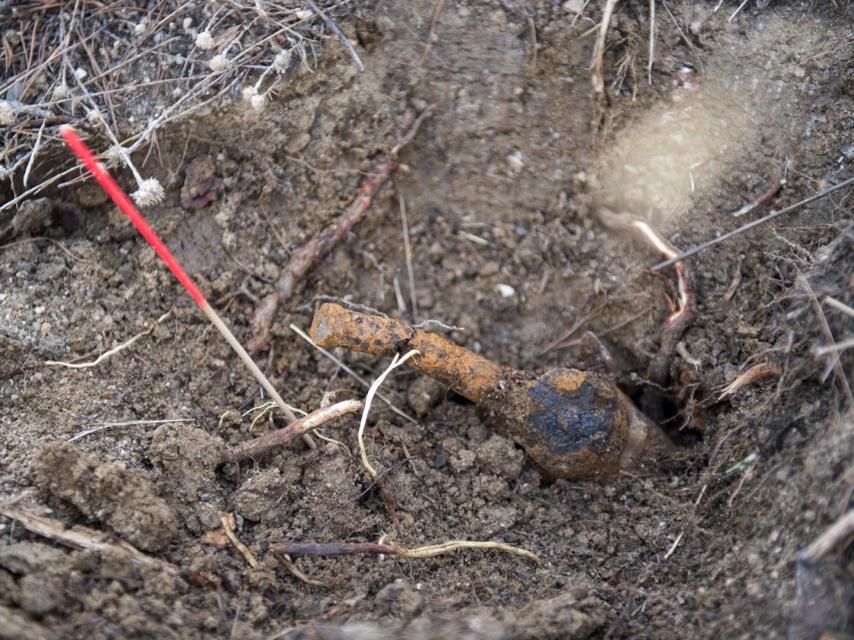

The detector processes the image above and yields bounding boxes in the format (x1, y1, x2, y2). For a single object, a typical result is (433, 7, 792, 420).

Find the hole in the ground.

(447, 391, 474, 406)
(625, 383, 703, 449)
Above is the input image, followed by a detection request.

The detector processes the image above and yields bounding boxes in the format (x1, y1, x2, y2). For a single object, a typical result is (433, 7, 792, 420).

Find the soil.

(2, 2, 853, 639)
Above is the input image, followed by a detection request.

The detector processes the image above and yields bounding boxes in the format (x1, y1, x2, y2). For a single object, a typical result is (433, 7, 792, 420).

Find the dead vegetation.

(1, 0, 359, 211)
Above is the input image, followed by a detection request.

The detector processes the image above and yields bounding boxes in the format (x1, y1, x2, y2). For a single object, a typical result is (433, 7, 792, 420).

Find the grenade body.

(310, 303, 669, 479)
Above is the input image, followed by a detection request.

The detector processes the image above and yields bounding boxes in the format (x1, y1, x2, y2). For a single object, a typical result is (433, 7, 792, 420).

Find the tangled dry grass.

(0, 0, 359, 212)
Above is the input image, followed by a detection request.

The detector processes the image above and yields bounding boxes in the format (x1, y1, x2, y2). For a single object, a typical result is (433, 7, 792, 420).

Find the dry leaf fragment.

(718, 362, 782, 400)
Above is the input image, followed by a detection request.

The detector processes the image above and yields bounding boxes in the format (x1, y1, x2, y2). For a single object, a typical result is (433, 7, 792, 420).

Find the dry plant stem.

(647, 0, 655, 85)
(224, 399, 363, 462)
(651, 176, 854, 271)
(0, 505, 180, 576)
(221, 515, 258, 568)
(824, 297, 854, 319)
(717, 362, 782, 400)
(591, 0, 619, 94)
(415, 0, 448, 72)
(729, 0, 751, 22)
(45, 312, 170, 369)
(797, 273, 854, 407)
(597, 209, 696, 387)
(69, 418, 193, 443)
(22, 118, 46, 187)
(815, 336, 854, 356)
(799, 509, 854, 561)
(399, 194, 419, 322)
(661, 2, 703, 73)
(201, 299, 298, 426)
(272, 540, 540, 565)
(305, 0, 365, 73)
(732, 177, 784, 217)
(248, 106, 434, 353)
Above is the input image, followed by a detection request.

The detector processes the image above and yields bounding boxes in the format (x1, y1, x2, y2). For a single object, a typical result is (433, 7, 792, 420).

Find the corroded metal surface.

(310, 303, 669, 479)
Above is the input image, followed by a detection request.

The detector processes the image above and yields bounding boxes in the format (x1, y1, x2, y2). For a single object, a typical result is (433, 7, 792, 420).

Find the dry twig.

(661, 2, 703, 72)
(814, 337, 854, 356)
(729, 0, 751, 22)
(221, 514, 258, 568)
(824, 297, 854, 319)
(797, 273, 854, 407)
(223, 399, 363, 462)
(399, 194, 419, 322)
(799, 509, 854, 561)
(248, 106, 434, 353)
(415, 0, 447, 75)
(0, 505, 180, 576)
(590, 0, 619, 95)
(647, 0, 655, 85)
(68, 417, 194, 443)
(651, 176, 854, 271)
(305, 0, 364, 73)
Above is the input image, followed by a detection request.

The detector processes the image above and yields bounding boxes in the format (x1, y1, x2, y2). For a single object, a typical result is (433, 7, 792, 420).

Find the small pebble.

(506, 151, 525, 172)
(496, 283, 515, 298)
(562, 0, 585, 14)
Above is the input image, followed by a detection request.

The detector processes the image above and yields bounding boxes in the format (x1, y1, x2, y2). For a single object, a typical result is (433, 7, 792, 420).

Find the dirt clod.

(31, 442, 177, 551)
(0, 334, 26, 379)
(0, 542, 66, 575)
(406, 376, 446, 417)
(375, 579, 424, 618)
(14, 573, 63, 616)
(180, 156, 222, 210)
(0, 605, 49, 640)
(506, 589, 607, 639)
(476, 435, 525, 480)
(149, 424, 225, 503)
(232, 468, 291, 523)
(301, 447, 365, 537)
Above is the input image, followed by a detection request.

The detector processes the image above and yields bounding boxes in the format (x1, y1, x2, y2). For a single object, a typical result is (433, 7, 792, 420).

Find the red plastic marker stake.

(60, 125, 298, 425)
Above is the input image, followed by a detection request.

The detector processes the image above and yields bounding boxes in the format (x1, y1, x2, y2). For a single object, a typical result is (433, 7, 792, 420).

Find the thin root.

(44, 312, 170, 369)
(356, 350, 419, 527)
(358, 350, 419, 480)
(271, 539, 540, 565)
(221, 514, 258, 568)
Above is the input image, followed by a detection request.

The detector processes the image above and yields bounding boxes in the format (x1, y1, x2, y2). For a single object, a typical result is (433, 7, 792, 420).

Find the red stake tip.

(60, 126, 207, 308)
